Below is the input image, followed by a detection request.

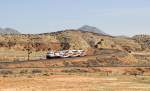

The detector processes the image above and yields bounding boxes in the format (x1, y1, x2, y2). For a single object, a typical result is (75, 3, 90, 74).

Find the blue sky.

(0, 0, 150, 36)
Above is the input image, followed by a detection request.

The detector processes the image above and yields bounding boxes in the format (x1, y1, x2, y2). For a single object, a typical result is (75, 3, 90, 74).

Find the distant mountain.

(78, 25, 108, 35)
(0, 28, 21, 34)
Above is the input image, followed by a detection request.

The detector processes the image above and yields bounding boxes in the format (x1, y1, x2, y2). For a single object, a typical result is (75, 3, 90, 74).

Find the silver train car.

(46, 50, 86, 59)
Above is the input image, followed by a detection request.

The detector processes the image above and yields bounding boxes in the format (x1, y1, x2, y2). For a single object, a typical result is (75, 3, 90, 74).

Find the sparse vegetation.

(0, 70, 13, 75)
(0, 71, 149, 91)
(42, 73, 49, 76)
(31, 69, 42, 74)
(20, 69, 28, 74)
(62, 68, 88, 73)
(0, 26, 149, 91)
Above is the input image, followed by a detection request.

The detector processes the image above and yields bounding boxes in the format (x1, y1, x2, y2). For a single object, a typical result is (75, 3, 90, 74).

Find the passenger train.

(46, 50, 86, 59)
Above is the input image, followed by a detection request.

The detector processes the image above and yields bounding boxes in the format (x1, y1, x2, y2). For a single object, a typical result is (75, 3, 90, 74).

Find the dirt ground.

(0, 73, 149, 91)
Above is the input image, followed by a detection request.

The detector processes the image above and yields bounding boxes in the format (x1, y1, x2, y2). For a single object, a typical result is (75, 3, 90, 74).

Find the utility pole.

(27, 34, 32, 61)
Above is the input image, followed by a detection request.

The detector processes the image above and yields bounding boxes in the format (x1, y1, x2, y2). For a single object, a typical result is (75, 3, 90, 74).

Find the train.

(46, 50, 86, 59)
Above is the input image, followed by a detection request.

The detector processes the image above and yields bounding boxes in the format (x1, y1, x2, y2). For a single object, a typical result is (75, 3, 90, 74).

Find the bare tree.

(26, 34, 32, 61)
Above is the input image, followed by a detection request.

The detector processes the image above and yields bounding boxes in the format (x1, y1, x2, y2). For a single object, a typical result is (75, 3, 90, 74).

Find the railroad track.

(0, 55, 150, 69)
(0, 56, 88, 64)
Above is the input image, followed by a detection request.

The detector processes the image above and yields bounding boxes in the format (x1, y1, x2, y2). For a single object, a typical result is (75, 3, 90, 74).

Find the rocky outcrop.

(0, 30, 146, 53)
(0, 27, 149, 66)
(132, 35, 150, 51)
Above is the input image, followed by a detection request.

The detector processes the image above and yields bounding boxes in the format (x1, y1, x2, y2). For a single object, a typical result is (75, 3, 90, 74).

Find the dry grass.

(0, 72, 149, 91)
(0, 50, 46, 62)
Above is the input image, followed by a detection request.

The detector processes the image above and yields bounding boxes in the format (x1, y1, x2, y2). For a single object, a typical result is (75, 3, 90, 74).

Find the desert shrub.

(13, 58, 20, 62)
(129, 71, 139, 76)
(61, 42, 70, 50)
(57, 36, 70, 50)
(27, 75, 32, 78)
(91, 68, 101, 72)
(124, 70, 144, 77)
(63, 61, 86, 67)
(136, 68, 144, 72)
(86, 59, 100, 67)
(31, 69, 42, 74)
(63, 61, 70, 67)
(2, 75, 8, 77)
(43, 73, 49, 76)
(0, 70, 13, 75)
(0, 42, 6, 47)
(20, 69, 28, 74)
(47, 73, 54, 75)
(71, 62, 82, 67)
(62, 68, 88, 73)
(7, 41, 16, 48)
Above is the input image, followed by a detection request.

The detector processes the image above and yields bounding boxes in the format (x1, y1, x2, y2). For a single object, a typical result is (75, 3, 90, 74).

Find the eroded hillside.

(0, 30, 149, 66)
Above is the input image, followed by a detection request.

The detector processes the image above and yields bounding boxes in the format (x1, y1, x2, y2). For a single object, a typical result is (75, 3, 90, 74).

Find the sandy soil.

(0, 74, 149, 91)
